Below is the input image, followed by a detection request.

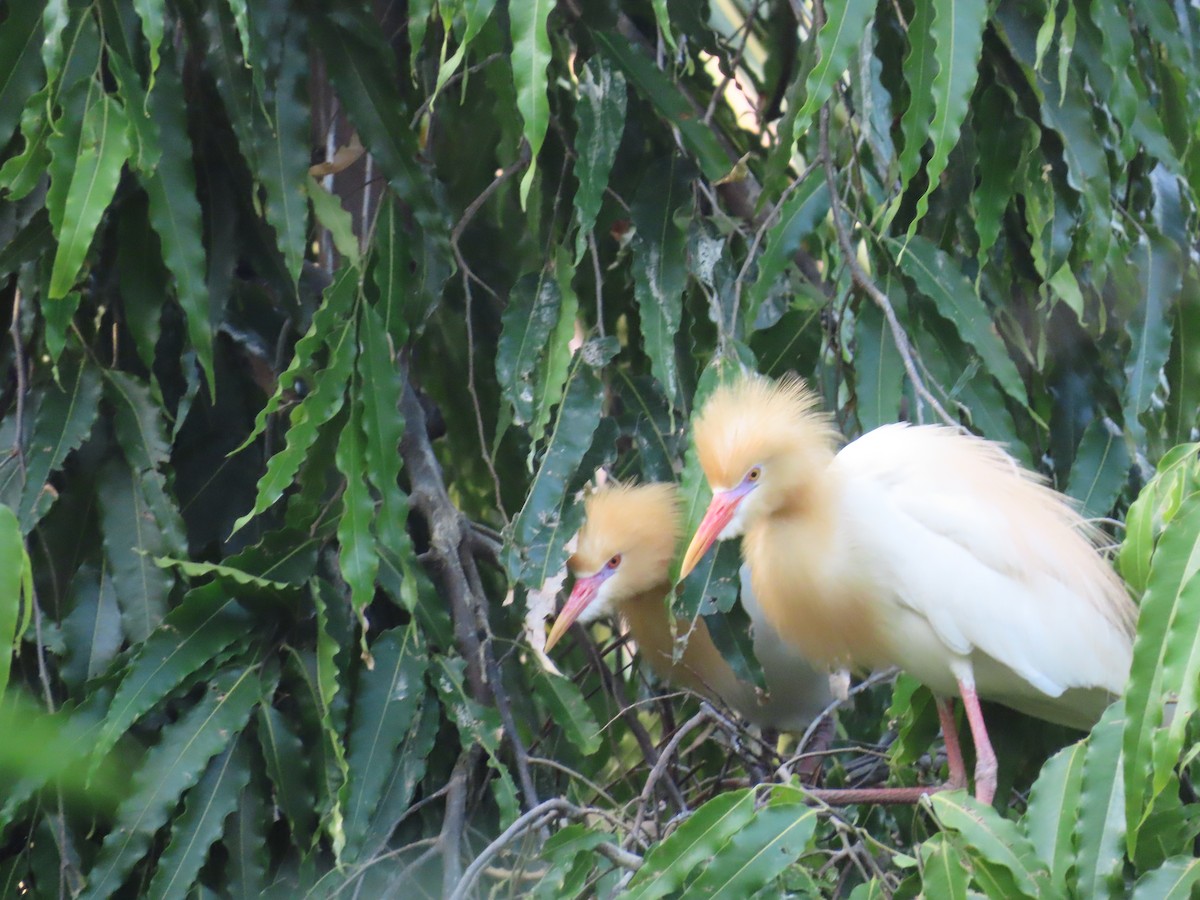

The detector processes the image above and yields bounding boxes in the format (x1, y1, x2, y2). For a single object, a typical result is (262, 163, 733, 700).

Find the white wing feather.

(832, 424, 1131, 721)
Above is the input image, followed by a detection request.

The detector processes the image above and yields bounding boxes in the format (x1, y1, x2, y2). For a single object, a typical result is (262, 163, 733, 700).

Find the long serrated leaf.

(82, 666, 262, 899)
(907, 0, 987, 235)
(434, 656, 519, 825)
(972, 85, 1031, 265)
(1023, 741, 1085, 894)
(1066, 419, 1130, 520)
(632, 158, 690, 407)
(929, 792, 1052, 899)
(529, 247, 581, 456)
(336, 400, 377, 637)
(233, 307, 357, 532)
(895, 236, 1026, 406)
(92, 586, 251, 765)
(1071, 705, 1127, 900)
(141, 43, 215, 392)
(791, 0, 875, 132)
(536, 670, 601, 756)
(745, 173, 829, 332)
(225, 767, 270, 899)
(434, 0, 498, 96)
(593, 31, 728, 182)
(509, 0, 552, 205)
(146, 731, 255, 900)
(59, 564, 123, 690)
(312, 580, 351, 859)
(572, 56, 626, 262)
(681, 790, 818, 899)
(626, 789, 756, 900)
(896, 0, 936, 196)
(1123, 234, 1181, 446)
(46, 78, 128, 300)
(1117, 445, 1200, 595)
(506, 338, 619, 587)
(257, 703, 317, 846)
(496, 271, 562, 429)
(0, 1, 44, 151)
(1132, 857, 1200, 900)
(0, 505, 32, 697)
(1123, 492, 1200, 853)
(343, 626, 427, 861)
(97, 456, 172, 641)
(854, 300, 904, 432)
(307, 175, 361, 269)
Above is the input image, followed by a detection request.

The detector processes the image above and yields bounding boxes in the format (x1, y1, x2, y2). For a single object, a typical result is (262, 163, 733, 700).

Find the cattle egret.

(680, 374, 1136, 804)
(545, 482, 832, 732)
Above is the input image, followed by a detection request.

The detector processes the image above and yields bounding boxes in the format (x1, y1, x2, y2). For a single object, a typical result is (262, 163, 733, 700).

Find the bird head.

(680, 374, 837, 578)
(544, 483, 681, 652)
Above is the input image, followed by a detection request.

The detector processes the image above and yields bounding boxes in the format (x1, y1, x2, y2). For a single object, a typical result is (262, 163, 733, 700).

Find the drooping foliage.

(0, 0, 1198, 896)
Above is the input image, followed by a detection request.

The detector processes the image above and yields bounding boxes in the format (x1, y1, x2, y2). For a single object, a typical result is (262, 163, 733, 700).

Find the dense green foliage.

(0, 0, 1199, 896)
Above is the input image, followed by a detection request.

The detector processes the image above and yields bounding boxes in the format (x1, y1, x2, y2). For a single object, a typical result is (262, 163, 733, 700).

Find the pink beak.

(679, 490, 744, 579)
(545, 571, 606, 652)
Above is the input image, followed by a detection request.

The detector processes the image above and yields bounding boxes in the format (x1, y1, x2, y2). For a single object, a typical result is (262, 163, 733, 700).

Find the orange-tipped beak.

(545, 572, 604, 653)
(679, 490, 744, 579)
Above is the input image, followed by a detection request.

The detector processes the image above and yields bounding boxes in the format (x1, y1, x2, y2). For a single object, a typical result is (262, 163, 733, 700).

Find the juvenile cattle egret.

(680, 374, 1136, 805)
(545, 482, 832, 732)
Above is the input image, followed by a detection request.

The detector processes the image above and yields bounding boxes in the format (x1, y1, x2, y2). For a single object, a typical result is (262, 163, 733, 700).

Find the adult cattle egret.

(680, 374, 1136, 804)
(545, 482, 832, 732)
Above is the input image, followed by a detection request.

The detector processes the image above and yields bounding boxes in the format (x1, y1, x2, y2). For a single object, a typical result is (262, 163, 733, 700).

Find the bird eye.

(746, 466, 762, 483)
(607, 554, 622, 569)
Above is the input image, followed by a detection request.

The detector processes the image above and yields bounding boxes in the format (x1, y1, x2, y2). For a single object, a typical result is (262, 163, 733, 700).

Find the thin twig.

(817, 106, 955, 426)
(439, 750, 474, 898)
(627, 708, 709, 848)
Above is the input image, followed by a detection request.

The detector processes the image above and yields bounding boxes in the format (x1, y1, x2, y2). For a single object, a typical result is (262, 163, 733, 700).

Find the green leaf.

(312, 580, 352, 859)
(59, 565, 123, 690)
(1066, 419, 1131, 520)
(528, 247, 581, 458)
(81, 666, 263, 899)
(533, 825, 614, 900)
(307, 175, 361, 269)
(92, 586, 251, 766)
(434, 0, 498, 96)
(434, 657, 519, 825)
(896, 0, 937, 199)
(0, 362, 100, 532)
(572, 56, 626, 262)
(1123, 491, 1200, 854)
(918, 832, 970, 900)
(1023, 741, 1085, 894)
(97, 456, 173, 642)
(536, 670, 601, 756)
(0, 504, 32, 696)
(224, 767, 270, 898)
(929, 792, 1053, 899)
(853, 299, 904, 432)
(1123, 235, 1182, 446)
(632, 158, 691, 407)
(141, 43, 215, 392)
(233, 285, 357, 532)
(1166, 272, 1200, 447)
(907, 0, 988, 235)
(509, 0, 551, 206)
(626, 788, 756, 900)
(336, 400, 377, 638)
(1118, 444, 1200, 595)
(46, 85, 130, 301)
(131, 0, 163, 85)
(146, 731, 255, 900)
(1070, 705, 1127, 900)
(257, 703, 317, 846)
(972, 85, 1031, 265)
(343, 626, 428, 861)
(151, 557, 296, 592)
(593, 31, 729, 182)
(681, 788, 818, 899)
(895, 236, 1026, 407)
(0, 1, 44, 152)
(496, 271, 562, 430)
(1132, 857, 1200, 900)
(791, 0, 876, 132)
(745, 172, 830, 333)
(506, 338, 619, 587)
